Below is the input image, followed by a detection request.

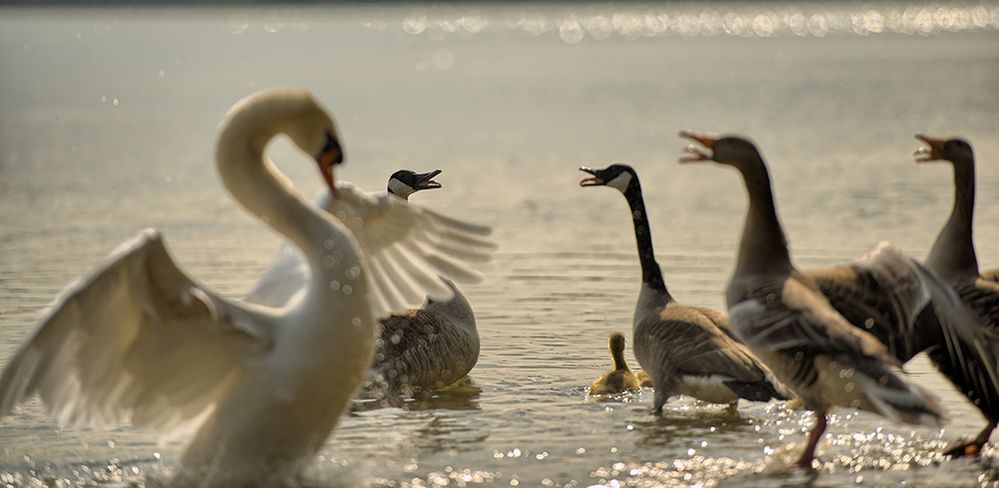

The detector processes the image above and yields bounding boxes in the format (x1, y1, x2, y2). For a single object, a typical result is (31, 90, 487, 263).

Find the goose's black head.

(387, 169, 443, 199)
(679, 130, 764, 172)
(915, 134, 974, 167)
(578, 164, 638, 194)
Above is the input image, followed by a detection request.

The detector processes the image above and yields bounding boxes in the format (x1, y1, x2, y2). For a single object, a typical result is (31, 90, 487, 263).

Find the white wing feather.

(247, 184, 496, 319)
(0, 229, 275, 434)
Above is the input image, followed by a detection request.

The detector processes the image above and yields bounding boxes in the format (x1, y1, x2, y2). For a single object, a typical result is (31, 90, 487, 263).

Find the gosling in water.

(589, 332, 642, 395)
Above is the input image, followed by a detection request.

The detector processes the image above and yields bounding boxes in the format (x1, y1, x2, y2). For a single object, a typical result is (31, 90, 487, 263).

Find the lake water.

(1, 2, 999, 487)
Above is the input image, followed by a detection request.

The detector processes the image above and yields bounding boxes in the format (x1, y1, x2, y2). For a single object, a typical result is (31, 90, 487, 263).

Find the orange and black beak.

(678, 130, 718, 163)
(914, 134, 946, 163)
(317, 132, 344, 197)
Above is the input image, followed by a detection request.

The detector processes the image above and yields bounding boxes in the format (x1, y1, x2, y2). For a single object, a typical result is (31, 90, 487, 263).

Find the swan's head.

(915, 134, 974, 167)
(578, 164, 637, 194)
(271, 91, 344, 197)
(679, 130, 763, 171)
(387, 169, 443, 199)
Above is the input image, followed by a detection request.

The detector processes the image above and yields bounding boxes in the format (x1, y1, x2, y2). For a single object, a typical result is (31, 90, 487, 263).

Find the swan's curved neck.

(215, 113, 358, 299)
(734, 159, 793, 277)
(927, 158, 978, 278)
(622, 178, 669, 296)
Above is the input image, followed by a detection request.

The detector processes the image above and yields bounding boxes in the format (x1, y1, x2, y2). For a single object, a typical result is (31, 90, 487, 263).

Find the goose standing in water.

(680, 131, 943, 470)
(0, 90, 495, 486)
(579, 164, 785, 414)
(916, 134, 999, 456)
(588, 332, 642, 396)
(370, 168, 482, 394)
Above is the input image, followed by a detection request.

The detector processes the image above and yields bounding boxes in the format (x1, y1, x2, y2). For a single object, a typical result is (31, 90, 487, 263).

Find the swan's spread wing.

(324, 184, 496, 319)
(0, 229, 273, 433)
(243, 243, 309, 308)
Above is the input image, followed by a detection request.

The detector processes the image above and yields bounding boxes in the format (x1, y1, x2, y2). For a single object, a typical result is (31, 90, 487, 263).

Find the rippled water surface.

(2, 3, 999, 487)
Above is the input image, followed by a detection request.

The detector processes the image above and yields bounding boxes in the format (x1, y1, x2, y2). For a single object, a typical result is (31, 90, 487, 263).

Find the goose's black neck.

(622, 177, 669, 295)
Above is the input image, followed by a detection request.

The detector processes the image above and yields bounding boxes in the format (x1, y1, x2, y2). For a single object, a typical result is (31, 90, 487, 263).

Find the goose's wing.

(0, 230, 274, 434)
(732, 273, 947, 423)
(951, 275, 999, 331)
(810, 243, 999, 405)
(649, 306, 767, 383)
(730, 273, 899, 367)
(808, 242, 943, 360)
(323, 184, 496, 319)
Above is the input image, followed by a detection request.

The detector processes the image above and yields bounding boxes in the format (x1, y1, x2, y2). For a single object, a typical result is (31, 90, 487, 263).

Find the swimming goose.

(245, 166, 484, 396)
(0, 90, 494, 486)
(916, 134, 999, 456)
(588, 332, 642, 395)
(680, 131, 943, 470)
(579, 164, 786, 414)
(369, 168, 481, 394)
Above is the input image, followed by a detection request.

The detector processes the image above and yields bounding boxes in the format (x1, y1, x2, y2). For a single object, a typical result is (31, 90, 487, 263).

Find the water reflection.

(353, 377, 483, 412)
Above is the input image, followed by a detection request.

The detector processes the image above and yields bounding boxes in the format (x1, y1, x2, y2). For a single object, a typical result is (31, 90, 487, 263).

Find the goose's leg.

(652, 378, 674, 416)
(944, 420, 997, 457)
(794, 409, 827, 471)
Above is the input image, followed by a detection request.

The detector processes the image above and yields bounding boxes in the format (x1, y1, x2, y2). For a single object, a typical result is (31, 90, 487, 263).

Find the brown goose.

(370, 169, 481, 395)
(917, 134, 999, 456)
(588, 332, 642, 395)
(681, 131, 943, 470)
(579, 164, 786, 415)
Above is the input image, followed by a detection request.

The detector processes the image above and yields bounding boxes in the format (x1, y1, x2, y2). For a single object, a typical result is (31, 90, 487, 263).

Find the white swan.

(0, 89, 495, 486)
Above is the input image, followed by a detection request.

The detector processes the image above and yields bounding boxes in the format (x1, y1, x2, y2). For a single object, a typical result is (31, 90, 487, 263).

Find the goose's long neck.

(216, 117, 357, 301)
(623, 179, 669, 297)
(927, 159, 979, 278)
(734, 159, 793, 277)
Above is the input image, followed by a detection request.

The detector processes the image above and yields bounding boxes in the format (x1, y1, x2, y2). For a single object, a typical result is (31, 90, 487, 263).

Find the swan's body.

(588, 332, 641, 396)
(0, 90, 494, 486)
(247, 168, 484, 394)
(579, 164, 785, 414)
(917, 135, 999, 456)
(681, 131, 943, 469)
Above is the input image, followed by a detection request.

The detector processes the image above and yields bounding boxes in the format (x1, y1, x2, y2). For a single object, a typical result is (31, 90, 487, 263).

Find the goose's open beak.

(678, 130, 717, 163)
(414, 169, 443, 190)
(914, 134, 945, 163)
(578, 166, 605, 187)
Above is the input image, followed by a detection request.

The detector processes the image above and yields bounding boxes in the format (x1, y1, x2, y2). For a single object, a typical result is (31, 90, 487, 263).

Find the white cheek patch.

(606, 172, 632, 193)
(388, 178, 415, 198)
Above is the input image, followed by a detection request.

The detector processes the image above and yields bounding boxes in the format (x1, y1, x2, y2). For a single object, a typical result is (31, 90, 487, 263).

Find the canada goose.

(681, 130, 943, 470)
(0, 90, 495, 486)
(916, 134, 999, 456)
(588, 332, 642, 395)
(579, 164, 786, 415)
(370, 168, 481, 394)
(387, 168, 443, 197)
